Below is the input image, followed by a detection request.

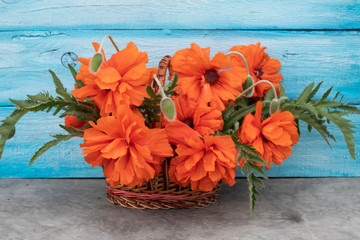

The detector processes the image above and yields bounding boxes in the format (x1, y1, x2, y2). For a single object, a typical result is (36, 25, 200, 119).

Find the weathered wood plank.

(0, 106, 359, 178)
(0, 30, 359, 106)
(1, 179, 360, 239)
(0, 0, 359, 30)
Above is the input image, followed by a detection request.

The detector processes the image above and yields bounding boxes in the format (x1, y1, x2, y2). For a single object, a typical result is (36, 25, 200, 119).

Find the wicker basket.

(106, 56, 221, 209)
(107, 169, 221, 209)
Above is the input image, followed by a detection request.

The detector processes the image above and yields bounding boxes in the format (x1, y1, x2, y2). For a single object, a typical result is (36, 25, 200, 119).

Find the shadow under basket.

(106, 170, 221, 209)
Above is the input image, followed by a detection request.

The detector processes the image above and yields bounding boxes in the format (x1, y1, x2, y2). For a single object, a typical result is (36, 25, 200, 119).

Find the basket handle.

(154, 55, 173, 92)
(151, 55, 174, 190)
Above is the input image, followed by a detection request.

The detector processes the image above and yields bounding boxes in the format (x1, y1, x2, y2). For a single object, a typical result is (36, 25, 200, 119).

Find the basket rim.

(107, 183, 221, 200)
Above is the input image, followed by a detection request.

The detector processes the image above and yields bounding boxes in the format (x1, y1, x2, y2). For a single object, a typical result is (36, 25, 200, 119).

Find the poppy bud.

(242, 75, 254, 98)
(160, 97, 176, 121)
(234, 121, 240, 131)
(269, 98, 280, 115)
(89, 52, 103, 73)
(65, 115, 86, 130)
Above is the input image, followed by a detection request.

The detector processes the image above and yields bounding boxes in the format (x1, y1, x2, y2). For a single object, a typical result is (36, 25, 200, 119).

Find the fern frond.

(295, 82, 315, 103)
(244, 164, 266, 215)
(164, 73, 178, 95)
(10, 91, 98, 121)
(232, 138, 268, 167)
(306, 81, 323, 102)
(283, 82, 359, 160)
(222, 103, 234, 122)
(28, 134, 73, 166)
(318, 86, 333, 102)
(0, 109, 28, 159)
(319, 109, 357, 159)
(232, 134, 267, 214)
(59, 125, 84, 136)
(1, 70, 98, 162)
(67, 64, 84, 88)
(68, 64, 77, 80)
(290, 109, 335, 149)
(49, 70, 73, 101)
(223, 103, 256, 131)
(146, 85, 158, 99)
(139, 87, 163, 127)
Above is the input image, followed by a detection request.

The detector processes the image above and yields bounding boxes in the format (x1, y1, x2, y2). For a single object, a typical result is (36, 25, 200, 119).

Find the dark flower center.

(204, 69, 219, 85)
(182, 117, 194, 128)
(254, 67, 264, 79)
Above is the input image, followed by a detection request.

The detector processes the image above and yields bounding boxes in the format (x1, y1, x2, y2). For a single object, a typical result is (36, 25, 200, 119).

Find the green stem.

(153, 74, 166, 98)
(226, 51, 249, 76)
(98, 35, 120, 53)
(237, 80, 277, 99)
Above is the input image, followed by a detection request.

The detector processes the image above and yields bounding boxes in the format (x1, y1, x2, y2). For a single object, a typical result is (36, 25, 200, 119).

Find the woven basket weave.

(106, 56, 221, 209)
(107, 169, 221, 209)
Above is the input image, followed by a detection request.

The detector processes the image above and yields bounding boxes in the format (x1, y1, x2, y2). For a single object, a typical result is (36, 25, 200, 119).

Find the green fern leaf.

(335, 105, 360, 114)
(9, 99, 39, 109)
(68, 64, 77, 80)
(248, 162, 269, 179)
(247, 170, 264, 215)
(59, 125, 84, 136)
(27, 92, 52, 102)
(279, 84, 286, 97)
(222, 103, 234, 122)
(306, 81, 323, 102)
(146, 85, 157, 99)
(296, 82, 315, 103)
(291, 109, 335, 148)
(264, 87, 275, 102)
(319, 86, 333, 102)
(0, 109, 28, 159)
(49, 70, 72, 100)
(319, 110, 357, 159)
(223, 103, 256, 131)
(232, 135, 268, 167)
(283, 82, 359, 160)
(164, 73, 178, 95)
(332, 91, 341, 102)
(251, 173, 265, 188)
(28, 134, 72, 166)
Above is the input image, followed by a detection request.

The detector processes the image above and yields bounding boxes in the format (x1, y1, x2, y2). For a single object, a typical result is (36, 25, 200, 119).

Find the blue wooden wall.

(0, 0, 359, 178)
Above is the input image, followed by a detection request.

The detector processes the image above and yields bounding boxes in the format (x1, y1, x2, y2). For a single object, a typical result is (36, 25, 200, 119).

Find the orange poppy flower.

(163, 94, 223, 136)
(238, 101, 299, 169)
(81, 106, 173, 187)
(171, 43, 247, 111)
(72, 42, 154, 116)
(229, 43, 282, 98)
(64, 115, 86, 130)
(168, 132, 237, 191)
(165, 119, 201, 146)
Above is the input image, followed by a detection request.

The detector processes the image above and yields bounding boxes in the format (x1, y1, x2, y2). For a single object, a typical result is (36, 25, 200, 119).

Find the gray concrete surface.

(0, 178, 359, 240)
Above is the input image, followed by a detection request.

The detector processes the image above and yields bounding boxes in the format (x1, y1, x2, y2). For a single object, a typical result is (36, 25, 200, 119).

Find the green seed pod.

(89, 52, 104, 73)
(160, 97, 176, 121)
(269, 98, 280, 115)
(242, 75, 254, 98)
(234, 121, 240, 131)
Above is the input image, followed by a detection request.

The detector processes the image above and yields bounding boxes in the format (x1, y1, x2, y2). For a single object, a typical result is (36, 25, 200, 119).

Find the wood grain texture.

(0, 106, 359, 178)
(1, 30, 360, 106)
(2, 179, 360, 239)
(0, 0, 359, 30)
(1, 1, 359, 178)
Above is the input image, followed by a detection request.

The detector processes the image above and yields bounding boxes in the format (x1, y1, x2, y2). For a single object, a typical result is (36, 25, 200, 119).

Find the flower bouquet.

(0, 35, 359, 212)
